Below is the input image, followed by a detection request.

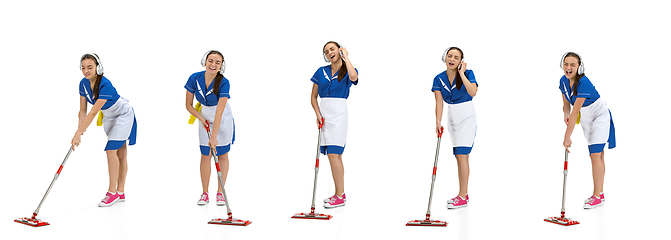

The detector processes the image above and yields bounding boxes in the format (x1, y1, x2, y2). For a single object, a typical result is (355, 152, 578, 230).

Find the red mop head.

(208, 217, 252, 226)
(406, 219, 448, 227)
(292, 212, 333, 220)
(15, 215, 50, 227)
(544, 216, 580, 226)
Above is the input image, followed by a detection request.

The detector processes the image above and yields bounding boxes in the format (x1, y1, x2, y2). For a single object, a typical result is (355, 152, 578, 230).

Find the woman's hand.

(563, 136, 572, 152)
(208, 135, 218, 155)
(71, 131, 83, 150)
(316, 114, 324, 127)
(435, 123, 443, 138)
(459, 61, 467, 74)
(340, 47, 348, 61)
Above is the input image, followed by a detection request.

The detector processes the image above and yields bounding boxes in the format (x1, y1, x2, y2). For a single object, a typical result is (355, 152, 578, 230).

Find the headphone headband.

(201, 50, 226, 74)
(80, 53, 104, 75)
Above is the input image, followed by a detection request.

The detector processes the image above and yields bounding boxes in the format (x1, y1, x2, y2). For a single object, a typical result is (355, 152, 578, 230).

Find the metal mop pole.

(309, 118, 324, 215)
(33, 147, 73, 218)
(425, 127, 443, 221)
(205, 121, 233, 219)
(560, 149, 568, 218)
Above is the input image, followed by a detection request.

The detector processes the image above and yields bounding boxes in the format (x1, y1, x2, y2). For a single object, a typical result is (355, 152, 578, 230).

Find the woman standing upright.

(559, 52, 615, 209)
(185, 50, 235, 206)
(72, 53, 138, 207)
(310, 41, 358, 208)
(432, 47, 478, 209)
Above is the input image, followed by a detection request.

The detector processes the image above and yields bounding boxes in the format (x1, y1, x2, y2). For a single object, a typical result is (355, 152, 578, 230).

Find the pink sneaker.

(216, 192, 226, 206)
(447, 194, 469, 203)
(583, 195, 604, 209)
(117, 192, 125, 202)
(446, 195, 468, 209)
(324, 193, 347, 203)
(585, 193, 604, 203)
(98, 192, 120, 207)
(198, 192, 209, 205)
(324, 194, 346, 208)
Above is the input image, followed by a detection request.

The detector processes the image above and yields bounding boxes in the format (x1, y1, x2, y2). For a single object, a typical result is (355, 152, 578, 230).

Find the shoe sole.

(583, 202, 604, 209)
(323, 203, 345, 209)
(447, 203, 468, 209)
(198, 200, 209, 205)
(216, 201, 226, 206)
(98, 198, 119, 207)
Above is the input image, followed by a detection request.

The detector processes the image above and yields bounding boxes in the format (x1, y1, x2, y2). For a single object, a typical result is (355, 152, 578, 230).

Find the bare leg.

(328, 154, 345, 197)
(105, 149, 120, 193)
(200, 153, 211, 193)
(216, 153, 229, 193)
(116, 143, 128, 192)
(455, 154, 470, 198)
(590, 151, 605, 196)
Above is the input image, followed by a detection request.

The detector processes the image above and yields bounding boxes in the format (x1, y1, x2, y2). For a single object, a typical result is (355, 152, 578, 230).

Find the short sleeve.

(97, 81, 115, 100)
(576, 77, 593, 99)
(185, 73, 197, 93)
(219, 79, 231, 99)
(79, 80, 86, 97)
(310, 68, 321, 84)
(466, 70, 477, 86)
(349, 68, 359, 85)
(431, 76, 441, 92)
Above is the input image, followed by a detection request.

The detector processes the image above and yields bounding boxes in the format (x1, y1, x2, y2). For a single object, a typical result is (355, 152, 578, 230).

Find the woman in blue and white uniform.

(311, 41, 358, 208)
(71, 53, 137, 207)
(185, 50, 235, 206)
(559, 52, 615, 209)
(432, 47, 477, 209)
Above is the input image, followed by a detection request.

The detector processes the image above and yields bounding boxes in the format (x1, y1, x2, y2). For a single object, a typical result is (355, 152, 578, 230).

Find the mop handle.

(205, 121, 233, 217)
(310, 118, 324, 213)
(34, 147, 73, 217)
(426, 127, 444, 219)
(561, 149, 568, 216)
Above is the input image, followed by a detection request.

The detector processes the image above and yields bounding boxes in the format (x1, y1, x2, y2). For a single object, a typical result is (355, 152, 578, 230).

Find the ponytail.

(213, 72, 223, 96)
(93, 74, 103, 101)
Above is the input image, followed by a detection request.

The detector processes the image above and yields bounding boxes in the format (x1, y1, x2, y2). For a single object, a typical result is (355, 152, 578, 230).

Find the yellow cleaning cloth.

(188, 102, 202, 124)
(96, 111, 104, 126)
(576, 112, 580, 125)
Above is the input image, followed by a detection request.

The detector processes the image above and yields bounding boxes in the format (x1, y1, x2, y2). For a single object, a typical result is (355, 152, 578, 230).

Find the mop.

(204, 121, 251, 226)
(544, 149, 580, 226)
(15, 147, 73, 227)
(292, 118, 332, 220)
(407, 127, 448, 227)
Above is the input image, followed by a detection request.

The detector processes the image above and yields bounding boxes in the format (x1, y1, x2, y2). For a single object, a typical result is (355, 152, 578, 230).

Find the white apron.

(101, 98, 135, 142)
(198, 102, 234, 149)
(320, 98, 348, 147)
(579, 98, 610, 145)
(446, 101, 477, 148)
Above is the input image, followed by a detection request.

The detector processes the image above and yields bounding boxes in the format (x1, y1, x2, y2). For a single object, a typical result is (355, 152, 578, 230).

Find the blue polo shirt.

(559, 75, 600, 107)
(310, 66, 358, 99)
(431, 70, 477, 104)
(79, 76, 120, 110)
(185, 71, 231, 106)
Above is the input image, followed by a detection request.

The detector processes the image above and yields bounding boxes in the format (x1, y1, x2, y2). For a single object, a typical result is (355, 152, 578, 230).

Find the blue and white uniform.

(432, 70, 477, 155)
(185, 71, 235, 156)
(559, 75, 616, 154)
(78, 76, 137, 151)
(311, 66, 358, 155)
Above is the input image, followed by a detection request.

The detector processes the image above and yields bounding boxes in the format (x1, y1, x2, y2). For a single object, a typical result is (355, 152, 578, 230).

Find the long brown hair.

(205, 51, 225, 96)
(81, 54, 104, 101)
(323, 41, 348, 82)
(445, 47, 465, 90)
(564, 52, 584, 96)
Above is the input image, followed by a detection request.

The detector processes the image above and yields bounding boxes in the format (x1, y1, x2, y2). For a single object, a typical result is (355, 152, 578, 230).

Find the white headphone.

(80, 53, 104, 75)
(441, 47, 461, 63)
(560, 52, 584, 75)
(201, 50, 226, 74)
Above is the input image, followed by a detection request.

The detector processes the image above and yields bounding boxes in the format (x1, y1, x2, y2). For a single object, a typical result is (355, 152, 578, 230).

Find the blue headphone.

(201, 50, 226, 74)
(80, 53, 104, 75)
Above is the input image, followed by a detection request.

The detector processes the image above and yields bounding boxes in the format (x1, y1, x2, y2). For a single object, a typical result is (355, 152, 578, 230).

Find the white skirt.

(446, 101, 477, 148)
(198, 103, 235, 151)
(579, 98, 610, 146)
(101, 98, 136, 150)
(319, 98, 348, 147)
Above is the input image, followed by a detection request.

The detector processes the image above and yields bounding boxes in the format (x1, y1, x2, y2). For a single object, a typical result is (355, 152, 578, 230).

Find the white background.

(1, 0, 669, 239)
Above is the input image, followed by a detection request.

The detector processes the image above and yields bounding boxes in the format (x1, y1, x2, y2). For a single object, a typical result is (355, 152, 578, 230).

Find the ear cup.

(201, 50, 225, 74)
(80, 53, 104, 75)
(442, 48, 449, 63)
